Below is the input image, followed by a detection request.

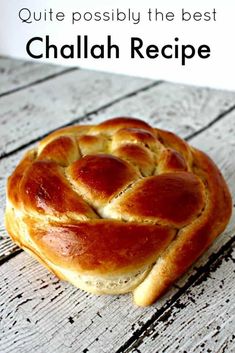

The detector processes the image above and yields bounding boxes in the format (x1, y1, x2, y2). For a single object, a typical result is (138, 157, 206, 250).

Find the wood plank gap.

(0, 67, 78, 99)
(0, 80, 163, 161)
(0, 248, 22, 266)
(185, 103, 235, 141)
(123, 243, 235, 353)
(115, 235, 235, 353)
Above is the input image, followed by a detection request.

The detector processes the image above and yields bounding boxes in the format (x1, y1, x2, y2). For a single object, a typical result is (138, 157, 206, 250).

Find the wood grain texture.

(0, 105, 234, 353)
(1, 79, 235, 158)
(0, 247, 234, 353)
(0, 69, 153, 157)
(0, 249, 182, 353)
(126, 246, 235, 353)
(0, 237, 19, 263)
(89, 82, 235, 139)
(0, 57, 67, 96)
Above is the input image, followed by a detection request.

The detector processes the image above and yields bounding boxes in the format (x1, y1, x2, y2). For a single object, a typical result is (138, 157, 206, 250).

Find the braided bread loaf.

(5, 117, 232, 306)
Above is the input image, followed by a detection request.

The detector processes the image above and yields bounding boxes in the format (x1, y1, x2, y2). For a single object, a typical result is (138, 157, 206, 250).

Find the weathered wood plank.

(0, 57, 67, 96)
(1, 78, 235, 158)
(0, 250, 178, 353)
(0, 245, 234, 353)
(0, 70, 153, 157)
(0, 104, 234, 353)
(0, 237, 19, 262)
(126, 246, 235, 353)
(89, 82, 235, 139)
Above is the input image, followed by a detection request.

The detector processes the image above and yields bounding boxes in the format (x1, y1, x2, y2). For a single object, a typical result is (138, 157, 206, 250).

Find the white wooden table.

(0, 56, 234, 353)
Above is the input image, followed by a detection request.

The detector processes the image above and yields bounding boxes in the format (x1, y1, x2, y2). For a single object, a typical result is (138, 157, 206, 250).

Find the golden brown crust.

(113, 143, 155, 176)
(5, 117, 232, 306)
(28, 220, 175, 275)
(107, 172, 205, 227)
(67, 154, 138, 206)
(37, 136, 79, 166)
(91, 117, 153, 134)
(7, 149, 36, 207)
(19, 160, 96, 220)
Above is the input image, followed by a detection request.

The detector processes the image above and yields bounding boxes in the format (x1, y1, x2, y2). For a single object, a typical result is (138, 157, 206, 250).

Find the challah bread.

(5, 117, 232, 306)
